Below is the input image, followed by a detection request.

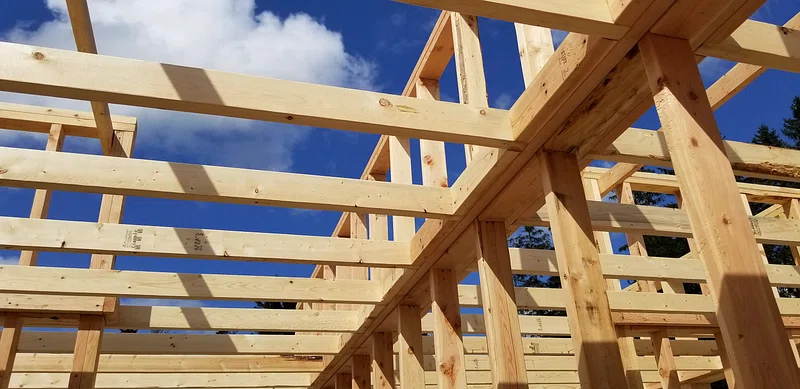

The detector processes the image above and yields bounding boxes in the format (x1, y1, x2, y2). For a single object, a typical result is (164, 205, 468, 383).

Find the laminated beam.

(0, 42, 518, 149)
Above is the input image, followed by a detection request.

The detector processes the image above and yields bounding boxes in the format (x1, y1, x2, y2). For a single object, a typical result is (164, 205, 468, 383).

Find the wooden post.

(0, 123, 64, 389)
(351, 354, 371, 389)
(615, 182, 661, 292)
(429, 269, 467, 389)
(584, 179, 645, 389)
(372, 332, 395, 389)
(639, 32, 800, 388)
(397, 305, 424, 389)
(451, 12, 488, 164)
(540, 151, 628, 389)
(476, 221, 528, 389)
(514, 24, 554, 85)
(68, 129, 135, 389)
(651, 330, 689, 389)
(335, 371, 353, 389)
(415, 78, 448, 190)
(338, 213, 369, 311)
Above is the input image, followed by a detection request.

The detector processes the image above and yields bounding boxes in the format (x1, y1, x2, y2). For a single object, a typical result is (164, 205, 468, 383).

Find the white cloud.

(0, 256, 20, 265)
(493, 93, 515, 110)
(1, 0, 377, 170)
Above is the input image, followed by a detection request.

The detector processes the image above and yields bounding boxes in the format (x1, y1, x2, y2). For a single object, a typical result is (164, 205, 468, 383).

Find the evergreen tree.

(782, 96, 800, 147)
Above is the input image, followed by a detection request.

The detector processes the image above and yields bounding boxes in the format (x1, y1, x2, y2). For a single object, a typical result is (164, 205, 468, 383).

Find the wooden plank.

(68, 315, 103, 389)
(397, 305, 424, 389)
(416, 78, 448, 189)
(111, 306, 360, 332)
(476, 221, 528, 389)
(651, 329, 685, 389)
(451, 12, 489, 163)
(389, 136, 415, 240)
(0, 146, 453, 219)
(11, 372, 315, 388)
(0, 315, 22, 389)
(0, 266, 381, 304)
(16, 333, 342, 355)
(12, 354, 324, 373)
(640, 32, 800, 388)
(395, 0, 628, 39)
(585, 178, 647, 389)
(697, 19, 800, 74)
(428, 269, 467, 389)
(0, 42, 518, 149)
(514, 25, 554, 86)
(336, 371, 353, 389)
(372, 332, 395, 389)
(0, 217, 411, 268)
(595, 127, 800, 183)
(540, 151, 628, 389)
(0, 102, 135, 138)
(352, 355, 371, 389)
(64, 0, 114, 154)
(616, 182, 662, 292)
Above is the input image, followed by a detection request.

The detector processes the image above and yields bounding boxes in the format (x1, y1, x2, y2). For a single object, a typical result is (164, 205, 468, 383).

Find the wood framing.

(2, 2, 799, 389)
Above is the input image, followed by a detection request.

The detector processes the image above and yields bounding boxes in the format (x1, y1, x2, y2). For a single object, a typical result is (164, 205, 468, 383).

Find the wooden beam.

(352, 354, 371, 389)
(429, 269, 467, 389)
(372, 332, 395, 389)
(0, 42, 518, 149)
(336, 371, 353, 389)
(451, 12, 489, 163)
(12, 353, 325, 373)
(540, 151, 628, 389)
(416, 78, 449, 189)
(697, 19, 800, 74)
(514, 25, 554, 86)
(651, 329, 687, 389)
(0, 217, 412, 268)
(394, 0, 628, 39)
(595, 127, 800, 183)
(397, 305, 425, 389)
(16, 332, 342, 355)
(0, 146, 453, 219)
(639, 32, 800, 388)
(64, 0, 115, 154)
(476, 221, 528, 389)
(0, 102, 136, 138)
(0, 265, 381, 304)
(12, 372, 315, 388)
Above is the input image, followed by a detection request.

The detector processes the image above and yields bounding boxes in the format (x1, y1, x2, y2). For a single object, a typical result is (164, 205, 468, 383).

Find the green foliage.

(508, 226, 565, 316)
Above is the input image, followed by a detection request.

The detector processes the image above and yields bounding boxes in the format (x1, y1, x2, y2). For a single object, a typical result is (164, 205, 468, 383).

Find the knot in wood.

(32, 51, 46, 60)
(378, 98, 391, 107)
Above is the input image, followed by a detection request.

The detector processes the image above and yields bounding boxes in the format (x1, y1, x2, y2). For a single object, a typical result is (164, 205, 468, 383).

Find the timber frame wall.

(1, 1, 800, 388)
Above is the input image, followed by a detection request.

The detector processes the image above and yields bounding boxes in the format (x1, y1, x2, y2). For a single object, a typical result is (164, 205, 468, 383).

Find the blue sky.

(0, 0, 799, 311)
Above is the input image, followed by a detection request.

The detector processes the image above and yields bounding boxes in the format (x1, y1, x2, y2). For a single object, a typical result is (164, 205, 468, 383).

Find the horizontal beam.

(0, 216, 412, 268)
(583, 166, 800, 204)
(17, 333, 341, 355)
(520, 199, 800, 245)
(698, 19, 800, 74)
(12, 354, 324, 373)
(8, 372, 315, 388)
(0, 102, 136, 138)
(11, 353, 721, 374)
(0, 293, 106, 314)
(0, 265, 381, 303)
(594, 127, 800, 183)
(0, 146, 452, 218)
(395, 0, 628, 39)
(0, 42, 518, 149)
